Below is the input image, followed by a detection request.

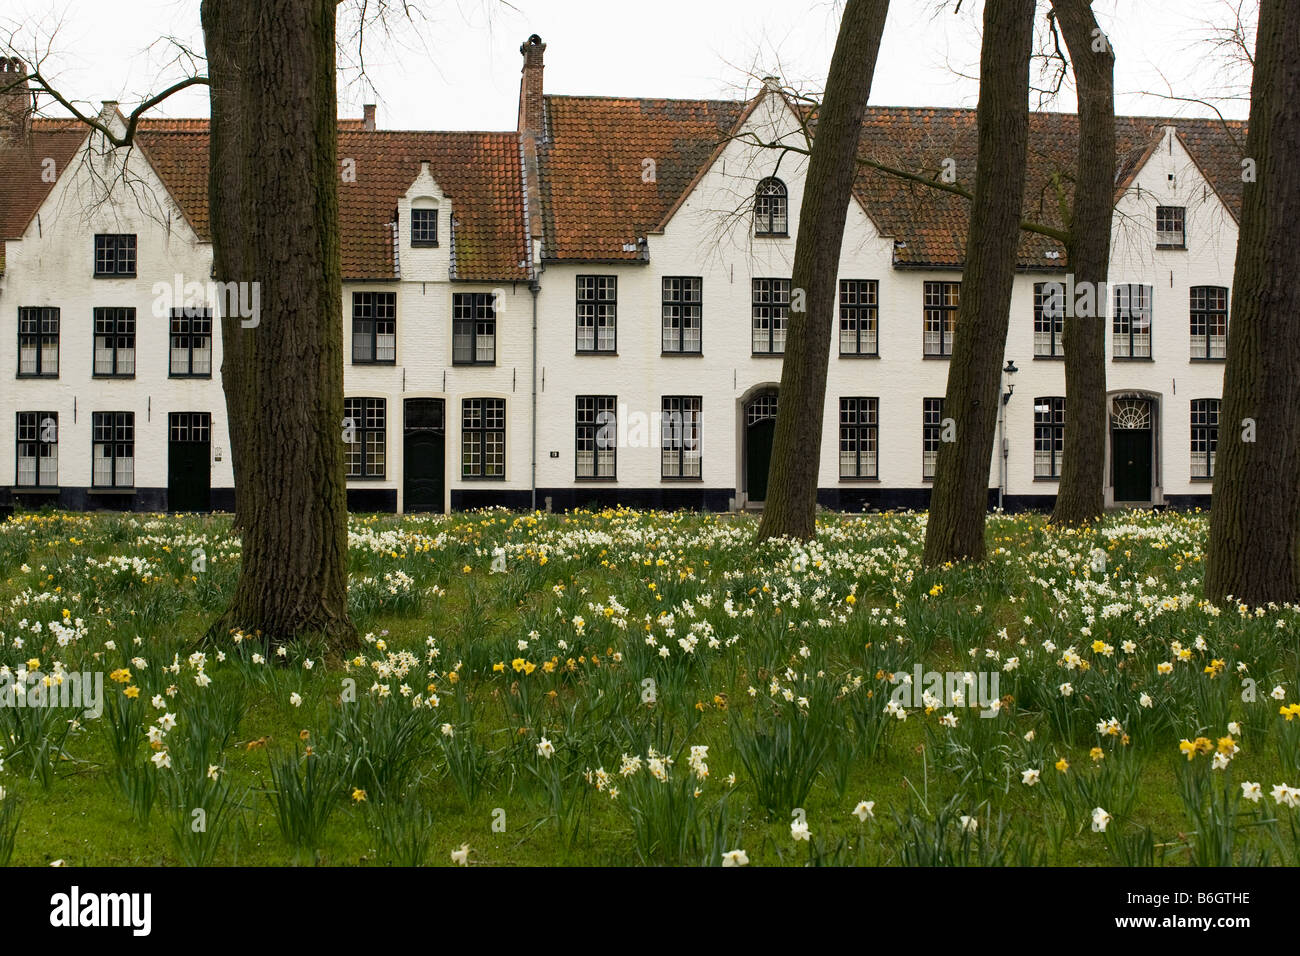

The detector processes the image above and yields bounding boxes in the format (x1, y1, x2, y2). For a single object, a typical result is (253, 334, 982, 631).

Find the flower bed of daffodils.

(0, 506, 1296, 866)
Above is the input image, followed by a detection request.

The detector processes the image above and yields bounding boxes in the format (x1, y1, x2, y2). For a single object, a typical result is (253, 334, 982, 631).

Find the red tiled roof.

(537, 95, 747, 261)
(536, 93, 1247, 268)
(0, 124, 86, 274)
(137, 126, 529, 281)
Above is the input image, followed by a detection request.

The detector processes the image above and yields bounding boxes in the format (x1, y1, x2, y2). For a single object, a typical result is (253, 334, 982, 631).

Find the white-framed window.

(576, 396, 616, 479)
(576, 276, 617, 352)
(752, 278, 789, 354)
(1113, 284, 1152, 358)
(344, 397, 386, 479)
(923, 281, 959, 356)
(16, 411, 57, 487)
(839, 397, 878, 479)
(839, 280, 878, 355)
(1034, 281, 1065, 357)
(1034, 396, 1066, 478)
(462, 398, 505, 479)
(662, 277, 702, 353)
(1191, 398, 1220, 478)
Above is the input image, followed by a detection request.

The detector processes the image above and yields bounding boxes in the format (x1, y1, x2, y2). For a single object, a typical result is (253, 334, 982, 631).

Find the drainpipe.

(530, 276, 540, 512)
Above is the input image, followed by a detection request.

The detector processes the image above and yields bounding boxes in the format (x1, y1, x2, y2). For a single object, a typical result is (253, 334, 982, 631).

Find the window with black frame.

(453, 293, 497, 365)
(839, 280, 878, 356)
(662, 277, 702, 353)
(1191, 398, 1220, 479)
(839, 397, 878, 479)
(92, 412, 134, 487)
(344, 397, 386, 478)
(576, 396, 616, 479)
(462, 398, 505, 478)
(352, 292, 396, 364)
(16, 411, 57, 487)
(17, 307, 59, 377)
(1034, 397, 1066, 478)
(170, 308, 213, 376)
(93, 308, 136, 377)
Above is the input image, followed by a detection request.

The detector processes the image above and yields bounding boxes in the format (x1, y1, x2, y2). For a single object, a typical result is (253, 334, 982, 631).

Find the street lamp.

(998, 360, 1018, 511)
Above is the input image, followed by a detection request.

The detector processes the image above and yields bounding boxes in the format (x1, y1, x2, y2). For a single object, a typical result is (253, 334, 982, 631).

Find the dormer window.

(412, 208, 438, 246)
(755, 177, 788, 236)
(1156, 205, 1185, 249)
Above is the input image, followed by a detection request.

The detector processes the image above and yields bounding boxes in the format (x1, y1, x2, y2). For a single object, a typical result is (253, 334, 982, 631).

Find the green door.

(168, 413, 212, 512)
(404, 399, 445, 513)
(1112, 428, 1152, 502)
(746, 418, 776, 502)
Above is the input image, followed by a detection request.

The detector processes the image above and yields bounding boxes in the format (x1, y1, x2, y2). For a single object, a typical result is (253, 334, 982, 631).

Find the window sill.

(839, 477, 880, 483)
(661, 351, 704, 357)
(93, 273, 137, 279)
(169, 373, 214, 380)
(411, 241, 439, 248)
(575, 351, 619, 357)
(575, 476, 618, 483)
(346, 477, 389, 483)
(1033, 354, 1065, 361)
(88, 487, 136, 494)
(839, 353, 880, 359)
(452, 362, 497, 368)
(1155, 244, 1187, 251)
(351, 360, 397, 366)
(460, 476, 507, 482)
(661, 477, 703, 483)
(16, 373, 60, 380)
(754, 233, 789, 239)
(1189, 357, 1226, 363)
(751, 352, 785, 358)
(13, 486, 59, 494)
(923, 354, 953, 360)
(1189, 476, 1215, 483)
(1112, 357, 1154, 362)
(1033, 476, 1061, 482)
(92, 374, 137, 380)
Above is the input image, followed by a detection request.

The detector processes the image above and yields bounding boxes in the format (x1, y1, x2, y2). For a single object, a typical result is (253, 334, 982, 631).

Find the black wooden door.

(168, 412, 211, 512)
(746, 418, 776, 502)
(404, 399, 445, 513)
(1112, 429, 1152, 502)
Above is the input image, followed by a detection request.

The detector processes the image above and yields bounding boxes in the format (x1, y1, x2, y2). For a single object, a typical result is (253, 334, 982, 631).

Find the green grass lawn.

(0, 506, 1297, 866)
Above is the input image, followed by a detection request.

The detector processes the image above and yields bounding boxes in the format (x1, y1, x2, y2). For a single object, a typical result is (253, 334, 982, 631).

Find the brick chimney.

(0, 57, 34, 146)
(517, 34, 546, 140)
(518, 35, 546, 243)
(363, 104, 376, 131)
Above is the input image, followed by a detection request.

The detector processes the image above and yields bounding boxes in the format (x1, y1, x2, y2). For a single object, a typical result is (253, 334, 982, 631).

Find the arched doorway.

(744, 390, 779, 505)
(1110, 395, 1154, 505)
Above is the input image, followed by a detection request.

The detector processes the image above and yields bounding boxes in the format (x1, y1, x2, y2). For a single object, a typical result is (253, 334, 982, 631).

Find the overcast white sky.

(5, 0, 1253, 129)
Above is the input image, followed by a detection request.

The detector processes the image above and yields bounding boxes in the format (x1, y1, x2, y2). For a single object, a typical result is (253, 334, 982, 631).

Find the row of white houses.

(0, 40, 1242, 514)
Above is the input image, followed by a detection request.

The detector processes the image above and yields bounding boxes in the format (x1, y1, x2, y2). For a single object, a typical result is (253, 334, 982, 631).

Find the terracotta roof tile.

(140, 126, 529, 281)
(537, 95, 747, 260)
(535, 95, 1246, 270)
(0, 125, 86, 274)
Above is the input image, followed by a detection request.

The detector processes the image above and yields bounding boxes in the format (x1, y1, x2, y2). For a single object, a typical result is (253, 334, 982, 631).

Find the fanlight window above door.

(1111, 398, 1151, 430)
(746, 394, 779, 425)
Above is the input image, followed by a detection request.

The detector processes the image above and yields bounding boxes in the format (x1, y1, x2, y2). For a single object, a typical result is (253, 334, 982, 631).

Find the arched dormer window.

(755, 177, 788, 236)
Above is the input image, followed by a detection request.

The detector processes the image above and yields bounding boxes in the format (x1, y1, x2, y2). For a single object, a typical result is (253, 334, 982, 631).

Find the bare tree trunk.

(1049, 0, 1113, 526)
(1206, 0, 1300, 606)
(756, 0, 890, 542)
(922, 0, 1035, 567)
(201, 0, 356, 647)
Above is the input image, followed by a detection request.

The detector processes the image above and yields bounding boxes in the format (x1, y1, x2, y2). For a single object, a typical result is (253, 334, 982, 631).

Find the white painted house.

(0, 40, 1245, 514)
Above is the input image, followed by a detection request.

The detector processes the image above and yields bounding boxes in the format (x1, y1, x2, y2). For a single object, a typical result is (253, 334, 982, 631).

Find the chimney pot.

(363, 103, 376, 131)
(0, 56, 33, 146)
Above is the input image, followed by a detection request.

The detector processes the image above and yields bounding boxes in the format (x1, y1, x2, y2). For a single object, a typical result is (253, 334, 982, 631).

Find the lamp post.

(998, 360, 1018, 512)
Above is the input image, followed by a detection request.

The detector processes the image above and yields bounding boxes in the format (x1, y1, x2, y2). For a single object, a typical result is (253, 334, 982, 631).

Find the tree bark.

(756, 0, 890, 542)
(921, 0, 1035, 567)
(1049, 0, 1113, 526)
(201, 0, 356, 647)
(1206, 0, 1300, 606)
